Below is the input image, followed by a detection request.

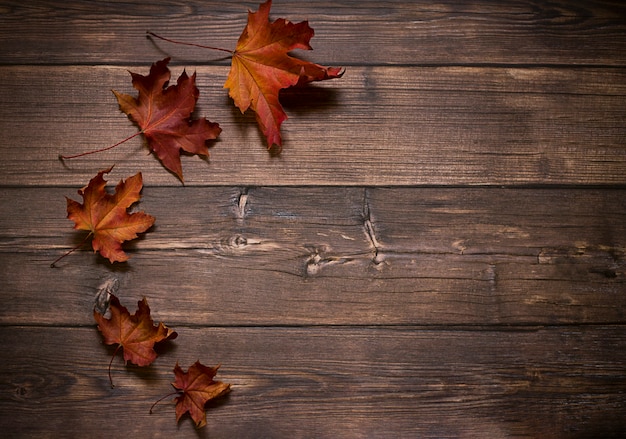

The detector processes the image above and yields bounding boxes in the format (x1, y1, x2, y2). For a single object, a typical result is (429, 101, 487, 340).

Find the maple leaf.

(113, 57, 221, 181)
(94, 294, 177, 387)
(64, 167, 154, 264)
(224, 0, 343, 150)
(171, 361, 231, 428)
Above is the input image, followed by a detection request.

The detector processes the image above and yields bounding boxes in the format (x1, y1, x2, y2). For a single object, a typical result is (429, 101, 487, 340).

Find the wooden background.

(1, 0, 625, 437)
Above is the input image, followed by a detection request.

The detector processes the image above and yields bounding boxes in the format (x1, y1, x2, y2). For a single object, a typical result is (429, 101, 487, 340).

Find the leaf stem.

(59, 131, 143, 160)
(147, 31, 234, 55)
(50, 232, 92, 268)
(108, 344, 123, 388)
(149, 390, 180, 414)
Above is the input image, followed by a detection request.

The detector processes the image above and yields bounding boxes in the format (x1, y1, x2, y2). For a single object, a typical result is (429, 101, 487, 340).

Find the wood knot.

(306, 253, 323, 276)
(14, 385, 28, 399)
(228, 235, 248, 248)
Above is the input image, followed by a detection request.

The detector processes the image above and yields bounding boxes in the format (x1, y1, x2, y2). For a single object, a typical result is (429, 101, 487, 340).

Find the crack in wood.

(485, 263, 498, 292)
(362, 188, 384, 265)
(236, 187, 249, 220)
(305, 246, 353, 277)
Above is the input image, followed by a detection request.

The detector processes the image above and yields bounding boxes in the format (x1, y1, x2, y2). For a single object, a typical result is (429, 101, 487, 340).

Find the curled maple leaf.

(94, 294, 178, 387)
(224, 0, 343, 151)
(53, 167, 154, 266)
(113, 58, 221, 181)
(151, 361, 231, 428)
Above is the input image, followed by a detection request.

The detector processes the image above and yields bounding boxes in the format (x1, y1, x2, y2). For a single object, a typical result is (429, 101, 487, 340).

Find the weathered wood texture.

(1, 0, 625, 437)
(1, 187, 624, 327)
(1, 65, 625, 186)
(1, 0, 625, 66)
(2, 325, 625, 438)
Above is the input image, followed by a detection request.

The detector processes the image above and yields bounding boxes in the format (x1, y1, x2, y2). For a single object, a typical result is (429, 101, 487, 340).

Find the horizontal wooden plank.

(1, 65, 625, 186)
(1, 0, 625, 66)
(1, 187, 623, 326)
(1, 325, 625, 438)
(4, 251, 625, 326)
(4, 2, 625, 437)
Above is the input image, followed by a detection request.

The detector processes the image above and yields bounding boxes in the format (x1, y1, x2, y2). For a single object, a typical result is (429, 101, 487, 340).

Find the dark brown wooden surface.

(1, 1, 625, 437)
(2, 65, 626, 186)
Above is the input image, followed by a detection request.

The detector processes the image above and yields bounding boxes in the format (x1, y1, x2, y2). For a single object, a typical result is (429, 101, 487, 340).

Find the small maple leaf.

(94, 294, 177, 387)
(64, 167, 154, 264)
(113, 58, 221, 181)
(171, 361, 231, 428)
(224, 0, 343, 150)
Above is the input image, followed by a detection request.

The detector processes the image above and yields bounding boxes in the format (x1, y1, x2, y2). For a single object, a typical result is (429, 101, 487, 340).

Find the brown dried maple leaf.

(94, 294, 177, 387)
(113, 57, 221, 181)
(62, 167, 154, 264)
(224, 0, 343, 151)
(171, 361, 231, 428)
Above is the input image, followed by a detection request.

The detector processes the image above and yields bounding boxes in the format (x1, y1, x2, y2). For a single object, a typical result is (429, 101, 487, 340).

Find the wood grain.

(1, 326, 625, 438)
(1, 0, 625, 66)
(1, 66, 625, 186)
(2, 0, 626, 437)
(1, 187, 623, 326)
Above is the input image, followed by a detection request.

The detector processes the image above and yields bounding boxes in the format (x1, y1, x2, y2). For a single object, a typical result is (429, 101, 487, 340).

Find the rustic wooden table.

(1, 1, 625, 437)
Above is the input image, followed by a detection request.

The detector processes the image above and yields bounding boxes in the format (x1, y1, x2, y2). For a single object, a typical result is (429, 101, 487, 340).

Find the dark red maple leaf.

(172, 361, 231, 427)
(94, 294, 177, 387)
(113, 58, 221, 181)
(151, 360, 231, 428)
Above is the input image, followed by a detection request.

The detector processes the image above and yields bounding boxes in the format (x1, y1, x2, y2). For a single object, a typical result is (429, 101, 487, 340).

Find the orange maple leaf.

(113, 58, 221, 181)
(65, 167, 154, 264)
(224, 0, 343, 151)
(172, 361, 231, 428)
(94, 294, 177, 386)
